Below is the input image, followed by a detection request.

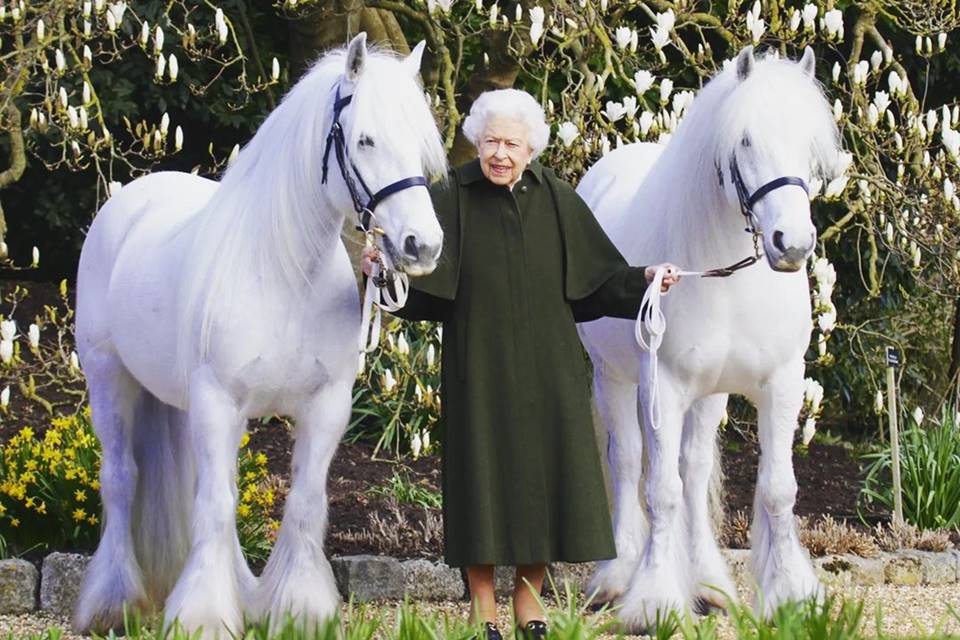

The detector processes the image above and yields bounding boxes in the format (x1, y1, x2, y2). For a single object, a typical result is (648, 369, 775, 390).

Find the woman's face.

(477, 115, 534, 187)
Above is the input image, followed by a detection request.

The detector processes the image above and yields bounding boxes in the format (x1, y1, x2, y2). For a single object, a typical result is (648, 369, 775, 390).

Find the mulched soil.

(2, 276, 885, 560)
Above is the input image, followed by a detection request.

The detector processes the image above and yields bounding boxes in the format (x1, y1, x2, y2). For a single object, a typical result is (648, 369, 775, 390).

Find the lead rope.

(633, 248, 762, 430)
(358, 235, 408, 372)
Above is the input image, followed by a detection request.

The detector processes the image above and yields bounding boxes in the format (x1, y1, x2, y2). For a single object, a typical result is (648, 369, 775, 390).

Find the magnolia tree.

(0, 0, 280, 258)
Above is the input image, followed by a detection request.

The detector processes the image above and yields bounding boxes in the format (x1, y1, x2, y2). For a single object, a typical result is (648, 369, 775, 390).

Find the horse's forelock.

(704, 54, 839, 179)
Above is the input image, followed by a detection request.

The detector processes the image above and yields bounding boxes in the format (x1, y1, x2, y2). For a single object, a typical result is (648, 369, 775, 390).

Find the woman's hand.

(361, 245, 380, 277)
(645, 263, 682, 293)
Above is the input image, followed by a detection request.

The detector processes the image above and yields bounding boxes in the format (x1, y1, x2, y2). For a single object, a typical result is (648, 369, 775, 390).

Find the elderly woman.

(363, 89, 679, 639)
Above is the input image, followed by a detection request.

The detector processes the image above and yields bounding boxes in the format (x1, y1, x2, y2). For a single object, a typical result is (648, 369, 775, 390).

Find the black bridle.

(705, 155, 810, 277)
(320, 84, 429, 235)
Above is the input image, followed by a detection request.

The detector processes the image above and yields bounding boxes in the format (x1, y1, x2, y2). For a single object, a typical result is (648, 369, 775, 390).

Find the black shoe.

(481, 622, 503, 640)
(518, 620, 548, 640)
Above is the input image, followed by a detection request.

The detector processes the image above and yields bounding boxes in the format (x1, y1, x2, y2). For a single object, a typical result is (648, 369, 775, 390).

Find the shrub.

(0, 409, 277, 560)
(860, 407, 960, 529)
(350, 318, 441, 459)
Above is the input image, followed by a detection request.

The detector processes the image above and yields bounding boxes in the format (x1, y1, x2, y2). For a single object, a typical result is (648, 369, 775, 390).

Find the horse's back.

(575, 143, 664, 381)
(576, 143, 663, 244)
(77, 172, 217, 363)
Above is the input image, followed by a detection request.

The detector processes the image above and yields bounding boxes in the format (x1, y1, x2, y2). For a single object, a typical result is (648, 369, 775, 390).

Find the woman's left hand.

(645, 263, 682, 293)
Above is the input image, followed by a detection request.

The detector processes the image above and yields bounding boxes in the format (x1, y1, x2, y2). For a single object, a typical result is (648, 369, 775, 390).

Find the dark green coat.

(392, 158, 648, 567)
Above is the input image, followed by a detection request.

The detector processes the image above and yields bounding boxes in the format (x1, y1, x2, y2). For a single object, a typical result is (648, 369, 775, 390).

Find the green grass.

(5, 589, 960, 640)
(365, 469, 442, 509)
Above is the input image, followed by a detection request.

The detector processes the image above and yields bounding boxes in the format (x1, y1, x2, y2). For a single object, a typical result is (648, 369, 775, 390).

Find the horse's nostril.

(403, 235, 419, 260)
(772, 230, 786, 253)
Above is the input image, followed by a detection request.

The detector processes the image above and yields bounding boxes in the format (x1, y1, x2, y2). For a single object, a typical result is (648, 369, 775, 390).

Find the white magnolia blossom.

(817, 304, 837, 333)
(802, 417, 817, 445)
(833, 98, 843, 122)
(672, 90, 694, 116)
(655, 9, 675, 33)
(154, 25, 164, 52)
(426, 343, 436, 367)
(37, 18, 45, 41)
(155, 54, 166, 79)
(168, 54, 179, 82)
(31, 246, 40, 267)
(382, 368, 396, 392)
(831, 62, 841, 83)
(870, 50, 882, 70)
(0, 340, 12, 364)
(807, 177, 823, 200)
(141, 20, 150, 46)
(804, 377, 825, 414)
(638, 110, 655, 135)
(83, 45, 93, 65)
(913, 406, 924, 426)
(852, 60, 869, 85)
(411, 430, 422, 458)
(634, 69, 655, 94)
(823, 9, 843, 39)
(622, 95, 638, 120)
(946, 178, 955, 202)
(659, 78, 674, 104)
(0, 386, 8, 408)
(55, 48, 66, 73)
(397, 332, 410, 355)
(488, 3, 499, 26)
(789, 9, 801, 31)
(615, 26, 633, 51)
(107, 2, 127, 28)
(875, 390, 884, 414)
(801, 3, 817, 30)
(28, 323, 39, 349)
(746, 2, 765, 44)
(270, 57, 281, 82)
(873, 91, 890, 114)
(175, 126, 184, 151)
(422, 429, 431, 451)
(602, 101, 626, 122)
(943, 127, 960, 159)
(0, 320, 16, 342)
(215, 8, 229, 44)
(82, 81, 92, 104)
(888, 70, 906, 96)
(867, 104, 879, 127)
(529, 9, 545, 46)
(650, 25, 670, 51)
(939, 33, 948, 51)
(555, 121, 579, 147)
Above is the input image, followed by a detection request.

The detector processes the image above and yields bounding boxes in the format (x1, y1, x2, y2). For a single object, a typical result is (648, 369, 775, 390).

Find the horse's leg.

(587, 371, 644, 605)
(750, 362, 821, 617)
(616, 370, 689, 632)
(163, 367, 246, 639)
(73, 348, 148, 633)
(681, 394, 737, 613)
(253, 377, 351, 629)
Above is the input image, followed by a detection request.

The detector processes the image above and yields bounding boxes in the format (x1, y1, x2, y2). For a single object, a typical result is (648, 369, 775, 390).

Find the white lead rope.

(633, 266, 704, 431)
(358, 254, 408, 372)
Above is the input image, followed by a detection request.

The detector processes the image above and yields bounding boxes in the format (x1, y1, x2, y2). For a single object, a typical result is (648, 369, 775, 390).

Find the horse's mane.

(174, 45, 447, 388)
(631, 51, 839, 265)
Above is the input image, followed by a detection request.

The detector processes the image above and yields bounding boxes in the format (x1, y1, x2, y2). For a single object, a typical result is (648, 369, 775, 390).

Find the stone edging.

(1, 549, 958, 617)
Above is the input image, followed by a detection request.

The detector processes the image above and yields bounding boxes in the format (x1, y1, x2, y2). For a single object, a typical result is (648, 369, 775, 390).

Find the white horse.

(73, 34, 446, 637)
(576, 47, 840, 629)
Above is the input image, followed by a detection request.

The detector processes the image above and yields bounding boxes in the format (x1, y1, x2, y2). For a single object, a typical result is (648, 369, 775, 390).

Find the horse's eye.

(358, 135, 375, 148)
(741, 136, 752, 148)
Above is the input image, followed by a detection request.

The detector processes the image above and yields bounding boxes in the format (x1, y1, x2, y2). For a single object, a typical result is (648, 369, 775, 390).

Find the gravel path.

(4, 584, 960, 638)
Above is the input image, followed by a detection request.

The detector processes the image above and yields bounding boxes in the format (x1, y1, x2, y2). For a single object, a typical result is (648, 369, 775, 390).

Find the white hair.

(462, 88, 551, 158)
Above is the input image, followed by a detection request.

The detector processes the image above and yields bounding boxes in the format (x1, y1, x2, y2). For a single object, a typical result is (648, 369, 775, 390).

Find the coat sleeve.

(546, 170, 649, 322)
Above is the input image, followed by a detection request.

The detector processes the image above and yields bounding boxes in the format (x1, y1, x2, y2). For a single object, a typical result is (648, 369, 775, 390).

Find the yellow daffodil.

(75, 489, 87, 502)
(73, 508, 87, 521)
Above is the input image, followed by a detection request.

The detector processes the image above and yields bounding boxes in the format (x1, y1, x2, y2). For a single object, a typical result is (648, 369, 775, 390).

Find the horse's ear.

(345, 32, 368, 83)
(799, 46, 816, 77)
(736, 46, 755, 81)
(403, 41, 427, 77)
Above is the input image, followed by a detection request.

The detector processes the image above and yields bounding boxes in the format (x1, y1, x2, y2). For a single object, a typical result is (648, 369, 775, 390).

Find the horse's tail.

(130, 390, 194, 605)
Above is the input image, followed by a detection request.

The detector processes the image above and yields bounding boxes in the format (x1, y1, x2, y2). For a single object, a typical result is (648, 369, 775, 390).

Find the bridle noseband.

(321, 84, 429, 239)
(708, 155, 810, 277)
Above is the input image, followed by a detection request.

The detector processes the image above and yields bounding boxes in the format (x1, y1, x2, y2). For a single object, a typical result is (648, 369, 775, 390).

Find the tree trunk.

(287, 1, 410, 286)
(949, 295, 960, 400)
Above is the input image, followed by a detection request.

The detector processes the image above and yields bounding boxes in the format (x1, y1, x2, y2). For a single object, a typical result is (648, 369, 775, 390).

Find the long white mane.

(617, 52, 838, 266)
(174, 46, 447, 382)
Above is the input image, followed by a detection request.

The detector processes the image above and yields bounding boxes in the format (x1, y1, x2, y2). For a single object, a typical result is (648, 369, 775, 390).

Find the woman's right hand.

(361, 246, 380, 277)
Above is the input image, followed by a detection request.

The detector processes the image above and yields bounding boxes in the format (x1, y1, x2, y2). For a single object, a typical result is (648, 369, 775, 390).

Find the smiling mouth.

(490, 164, 511, 176)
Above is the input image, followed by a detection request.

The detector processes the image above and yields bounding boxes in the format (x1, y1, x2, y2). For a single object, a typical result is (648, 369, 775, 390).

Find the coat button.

(520, 185, 528, 193)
